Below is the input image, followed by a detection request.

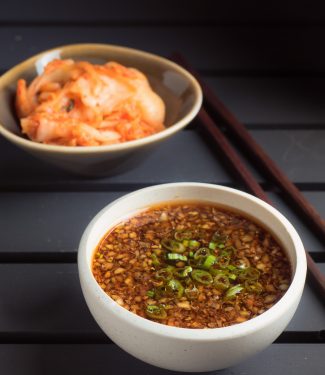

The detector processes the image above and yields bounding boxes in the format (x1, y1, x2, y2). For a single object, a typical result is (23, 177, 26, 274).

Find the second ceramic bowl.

(0, 44, 202, 176)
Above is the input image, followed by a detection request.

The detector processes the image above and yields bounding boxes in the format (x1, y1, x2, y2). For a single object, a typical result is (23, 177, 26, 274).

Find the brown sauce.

(92, 201, 292, 328)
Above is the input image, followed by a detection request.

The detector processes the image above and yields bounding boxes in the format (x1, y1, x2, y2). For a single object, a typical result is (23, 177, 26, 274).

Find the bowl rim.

(78, 182, 307, 341)
(0, 43, 202, 154)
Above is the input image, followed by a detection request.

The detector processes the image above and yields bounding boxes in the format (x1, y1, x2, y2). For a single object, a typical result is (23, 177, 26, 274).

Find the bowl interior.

(0, 44, 199, 138)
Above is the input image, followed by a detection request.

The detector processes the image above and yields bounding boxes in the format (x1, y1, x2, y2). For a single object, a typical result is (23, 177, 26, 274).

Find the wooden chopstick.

(199, 109, 271, 203)
(172, 53, 325, 245)
(170, 53, 325, 299)
(197, 108, 325, 300)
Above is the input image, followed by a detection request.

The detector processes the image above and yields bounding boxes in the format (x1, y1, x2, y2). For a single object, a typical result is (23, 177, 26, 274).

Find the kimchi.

(16, 59, 165, 146)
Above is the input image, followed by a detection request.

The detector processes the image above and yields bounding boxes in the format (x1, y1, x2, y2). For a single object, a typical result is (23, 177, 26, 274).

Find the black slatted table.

(0, 2, 324, 374)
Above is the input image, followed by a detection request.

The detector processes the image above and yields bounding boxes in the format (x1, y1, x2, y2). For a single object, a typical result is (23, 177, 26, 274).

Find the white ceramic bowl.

(0, 44, 202, 176)
(78, 182, 306, 372)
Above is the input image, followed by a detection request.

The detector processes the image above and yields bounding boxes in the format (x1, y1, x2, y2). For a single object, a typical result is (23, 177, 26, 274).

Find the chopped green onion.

(227, 265, 236, 271)
(185, 286, 199, 300)
(210, 267, 237, 280)
(167, 279, 184, 298)
(146, 290, 155, 298)
(189, 251, 194, 258)
(202, 255, 217, 269)
(155, 267, 174, 281)
(194, 247, 210, 260)
(216, 252, 230, 268)
(174, 230, 193, 241)
(238, 267, 260, 281)
(244, 280, 263, 293)
(210, 231, 229, 250)
(191, 269, 213, 285)
(167, 253, 188, 261)
(190, 257, 208, 270)
(161, 239, 186, 253)
(189, 240, 200, 249)
(146, 305, 167, 319)
(174, 266, 193, 278)
(209, 268, 224, 276)
(209, 242, 217, 250)
(182, 240, 189, 247)
(214, 274, 230, 290)
(225, 284, 244, 299)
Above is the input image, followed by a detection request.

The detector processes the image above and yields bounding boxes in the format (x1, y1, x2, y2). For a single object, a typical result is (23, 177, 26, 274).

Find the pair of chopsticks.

(171, 53, 325, 300)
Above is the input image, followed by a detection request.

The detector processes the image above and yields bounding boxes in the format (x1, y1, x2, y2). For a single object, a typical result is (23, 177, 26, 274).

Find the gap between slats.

(0, 331, 323, 344)
(1, 21, 325, 27)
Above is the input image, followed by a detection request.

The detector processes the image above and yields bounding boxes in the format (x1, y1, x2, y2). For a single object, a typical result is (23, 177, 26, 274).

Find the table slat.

(1, 191, 325, 254)
(0, 344, 324, 375)
(1, 27, 325, 74)
(0, 263, 323, 333)
(1, 130, 325, 188)
(206, 77, 325, 126)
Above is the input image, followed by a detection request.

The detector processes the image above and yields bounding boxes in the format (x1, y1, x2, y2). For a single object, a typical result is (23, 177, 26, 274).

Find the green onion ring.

(202, 254, 217, 269)
(194, 247, 211, 260)
(216, 252, 231, 268)
(191, 269, 213, 285)
(244, 280, 263, 294)
(161, 239, 186, 253)
(173, 266, 193, 278)
(167, 279, 184, 298)
(155, 267, 174, 281)
(146, 305, 167, 319)
(238, 267, 260, 282)
(225, 284, 244, 299)
(188, 240, 200, 249)
(185, 286, 199, 300)
(214, 273, 230, 290)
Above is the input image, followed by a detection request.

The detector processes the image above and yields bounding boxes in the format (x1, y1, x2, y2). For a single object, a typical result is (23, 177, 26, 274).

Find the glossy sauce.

(92, 201, 292, 328)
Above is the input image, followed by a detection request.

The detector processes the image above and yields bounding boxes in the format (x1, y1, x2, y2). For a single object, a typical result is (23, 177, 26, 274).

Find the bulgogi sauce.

(92, 202, 292, 328)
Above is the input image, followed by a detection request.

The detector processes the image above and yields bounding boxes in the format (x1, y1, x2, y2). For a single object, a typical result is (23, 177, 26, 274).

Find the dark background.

(1, 0, 325, 75)
(1, 0, 325, 130)
(0, 1, 324, 374)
